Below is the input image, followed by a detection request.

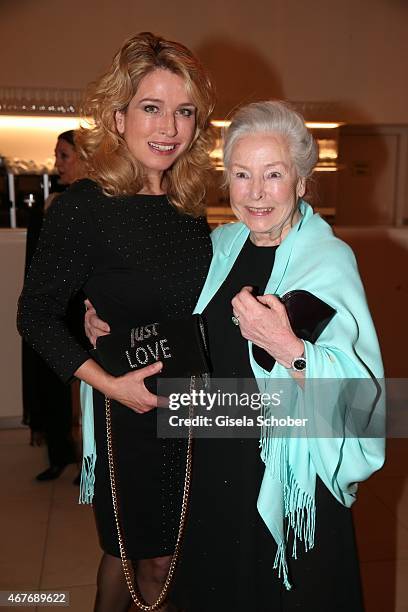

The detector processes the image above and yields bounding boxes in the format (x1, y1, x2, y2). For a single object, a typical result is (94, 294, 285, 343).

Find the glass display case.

(0, 88, 82, 228)
(0, 171, 55, 228)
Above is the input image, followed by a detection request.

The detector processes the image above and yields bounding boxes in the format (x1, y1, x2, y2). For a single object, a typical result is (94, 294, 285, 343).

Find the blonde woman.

(18, 32, 215, 612)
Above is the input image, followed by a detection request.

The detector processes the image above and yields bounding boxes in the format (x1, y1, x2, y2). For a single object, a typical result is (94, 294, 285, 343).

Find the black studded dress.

(18, 178, 212, 560)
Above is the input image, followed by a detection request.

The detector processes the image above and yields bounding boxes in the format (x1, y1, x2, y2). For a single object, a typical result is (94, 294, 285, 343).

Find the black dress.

(172, 237, 364, 612)
(18, 179, 212, 559)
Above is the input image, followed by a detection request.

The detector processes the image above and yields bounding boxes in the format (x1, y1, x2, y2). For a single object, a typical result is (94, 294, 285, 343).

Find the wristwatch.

(291, 356, 306, 371)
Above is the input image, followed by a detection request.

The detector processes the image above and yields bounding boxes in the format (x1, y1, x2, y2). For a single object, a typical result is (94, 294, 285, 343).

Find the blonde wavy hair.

(77, 32, 216, 215)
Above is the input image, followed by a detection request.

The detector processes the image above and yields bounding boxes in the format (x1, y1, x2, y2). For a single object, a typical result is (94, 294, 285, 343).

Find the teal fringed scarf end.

(260, 432, 316, 590)
(273, 541, 292, 591)
(78, 454, 96, 504)
(284, 465, 316, 559)
(79, 382, 96, 505)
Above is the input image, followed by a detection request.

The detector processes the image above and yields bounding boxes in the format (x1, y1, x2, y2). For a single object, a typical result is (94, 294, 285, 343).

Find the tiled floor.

(0, 428, 407, 611)
(0, 428, 99, 612)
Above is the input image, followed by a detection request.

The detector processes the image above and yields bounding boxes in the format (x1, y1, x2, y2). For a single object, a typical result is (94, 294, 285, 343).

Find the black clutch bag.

(94, 314, 210, 378)
(252, 290, 336, 371)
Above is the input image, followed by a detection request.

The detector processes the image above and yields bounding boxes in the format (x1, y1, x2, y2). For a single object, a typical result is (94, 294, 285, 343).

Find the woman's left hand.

(231, 286, 304, 368)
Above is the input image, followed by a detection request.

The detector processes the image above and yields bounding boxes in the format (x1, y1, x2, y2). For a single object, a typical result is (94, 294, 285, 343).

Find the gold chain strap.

(105, 377, 194, 611)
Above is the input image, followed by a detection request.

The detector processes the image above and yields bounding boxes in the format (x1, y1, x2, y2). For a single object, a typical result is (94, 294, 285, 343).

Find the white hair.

(223, 100, 318, 180)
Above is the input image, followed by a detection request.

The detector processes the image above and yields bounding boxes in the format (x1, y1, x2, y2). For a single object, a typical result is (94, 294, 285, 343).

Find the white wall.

(0, 230, 26, 422)
(1, 0, 408, 123)
(335, 226, 408, 377)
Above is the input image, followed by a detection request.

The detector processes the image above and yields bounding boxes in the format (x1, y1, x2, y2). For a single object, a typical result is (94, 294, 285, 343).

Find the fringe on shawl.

(260, 428, 316, 591)
(78, 453, 96, 504)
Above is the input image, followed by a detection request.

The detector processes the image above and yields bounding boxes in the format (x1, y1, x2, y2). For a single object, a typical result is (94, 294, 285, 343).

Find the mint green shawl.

(193, 200, 385, 588)
(79, 201, 385, 588)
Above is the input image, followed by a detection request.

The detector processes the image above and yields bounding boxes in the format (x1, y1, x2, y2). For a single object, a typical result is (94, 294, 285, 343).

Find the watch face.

(293, 357, 306, 371)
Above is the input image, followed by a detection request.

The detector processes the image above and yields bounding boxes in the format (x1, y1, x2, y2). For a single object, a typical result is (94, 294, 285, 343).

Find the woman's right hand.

(84, 298, 110, 347)
(106, 361, 167, 413)
(75, 359, 167, 414)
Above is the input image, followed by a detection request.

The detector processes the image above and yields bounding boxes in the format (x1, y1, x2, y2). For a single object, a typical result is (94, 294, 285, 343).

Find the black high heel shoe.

(35, 464, 67, 481)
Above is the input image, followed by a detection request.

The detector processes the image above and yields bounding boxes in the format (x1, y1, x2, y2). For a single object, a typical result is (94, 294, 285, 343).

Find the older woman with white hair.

(170, 101, 384, 611)
(86, 101, 384, 611)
